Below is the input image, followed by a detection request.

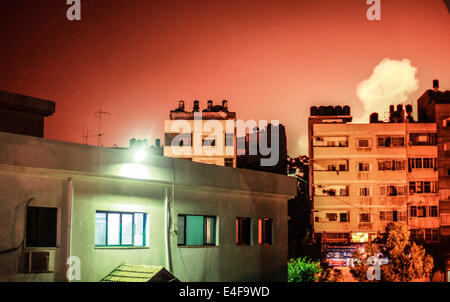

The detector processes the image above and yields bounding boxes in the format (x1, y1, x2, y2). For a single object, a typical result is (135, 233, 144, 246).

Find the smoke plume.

(355, 58, 419, 122)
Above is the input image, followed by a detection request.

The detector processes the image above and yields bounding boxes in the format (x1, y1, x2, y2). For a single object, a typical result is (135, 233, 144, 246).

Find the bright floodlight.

(133, 149, 147, 162)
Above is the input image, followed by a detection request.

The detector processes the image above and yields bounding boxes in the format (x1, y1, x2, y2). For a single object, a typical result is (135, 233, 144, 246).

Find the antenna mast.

(94, 103, 111, 147)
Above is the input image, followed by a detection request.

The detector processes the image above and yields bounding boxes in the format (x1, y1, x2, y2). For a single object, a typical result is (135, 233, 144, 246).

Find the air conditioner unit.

(20, 251, 51, 273)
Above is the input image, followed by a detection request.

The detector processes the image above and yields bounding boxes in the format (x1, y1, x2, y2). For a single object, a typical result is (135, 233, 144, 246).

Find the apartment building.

(163, 100, 237, 167)
(0, 131, 296, 282)
(309, 104, 439, 244)
(417, 79, 450, 239)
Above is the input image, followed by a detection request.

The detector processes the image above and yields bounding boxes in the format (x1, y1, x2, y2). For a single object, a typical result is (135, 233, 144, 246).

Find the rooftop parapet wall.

(0, 90, 55, 117)
(0, 131, 296, 197)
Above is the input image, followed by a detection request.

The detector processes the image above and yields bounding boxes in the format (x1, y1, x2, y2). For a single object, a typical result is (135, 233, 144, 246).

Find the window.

(313, 136, 348, 147)
(340, 213, 349, 222)
(225, 133, 234, 146)
(410, 206, 417, 217)
(236, 217, 251, 245)
(224, 158, 234, 167)
(203, 137, 216, 147)
(358, 162, 370, 172)
(177, 215, 216, 246)
(378, 160, 406, 171)
(326, 213, 338, 221)
(409, 158, 436, 170)
(379, 210, 404, 222)
(360, 213, 371, 223)
(360, 187, 371, 196)
(165, 133, 192, 147)
(95, 211, 146, 247)
(380, 185, 407, 196)
(377, 136, 405, 147)
(397, 211, 407, 221)
(429, 206, 438, 217)
(417, 206, 427, 218)
(409, 133, 436, 146)
(356, 138, 372, 148)
(26, 207, 57, 247)
(409, 181, 437, 194)
(258, 218, 272, 245)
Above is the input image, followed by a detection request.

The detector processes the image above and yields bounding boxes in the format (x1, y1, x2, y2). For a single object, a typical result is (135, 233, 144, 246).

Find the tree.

(349, 223, 434, 282)
(288, 257, 322, 282)
(350, 242, 380, 282)
(381, 223, 434, 282)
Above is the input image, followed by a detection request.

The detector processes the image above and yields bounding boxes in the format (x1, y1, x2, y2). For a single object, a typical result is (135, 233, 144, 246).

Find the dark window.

(165, 133, 192, 147)
(409, 133, 436, 146)
(339, 164, 347, 171)
(177, 215, 216, 246)
(26, 207, 57, 247)
(410, 206, 417, 217)
(430, 206, 438, 217)
(340, 213, 349, 222)
(258, 218, 272, 245)
(224, 158, 234, 167)
(360, 213, 370, 222)
(236, 217, 251, 245)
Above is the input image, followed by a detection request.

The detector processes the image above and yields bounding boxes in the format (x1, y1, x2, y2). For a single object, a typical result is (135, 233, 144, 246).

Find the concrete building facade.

(309, 105, 440, 244)
(0, 131, 296, 282)
(164, 100, 237, 167)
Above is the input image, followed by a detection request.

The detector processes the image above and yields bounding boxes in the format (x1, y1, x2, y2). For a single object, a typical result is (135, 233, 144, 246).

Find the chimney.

(433, 79, 439, 92)
(193, 100, 200, 112)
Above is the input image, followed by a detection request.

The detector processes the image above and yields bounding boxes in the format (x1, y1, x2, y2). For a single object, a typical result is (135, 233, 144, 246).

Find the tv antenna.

(82, 127, 89, 145)
(93, 103, 111, 147)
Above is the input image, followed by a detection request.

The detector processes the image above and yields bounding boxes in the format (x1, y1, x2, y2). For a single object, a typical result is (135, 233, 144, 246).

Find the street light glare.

(133, 149, 147, 162)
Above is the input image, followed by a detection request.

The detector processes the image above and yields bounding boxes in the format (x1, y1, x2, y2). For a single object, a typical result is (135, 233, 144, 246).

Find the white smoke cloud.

(355, 58, 419, 122)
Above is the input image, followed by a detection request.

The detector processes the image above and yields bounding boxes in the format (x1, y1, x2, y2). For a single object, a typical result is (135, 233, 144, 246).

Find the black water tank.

(405, 104, 413, 113)
(397, 104, 403, 112)
(370, 113, 379, 123)
(310, 106, 319, 116)
(389, 105, 395, 113)
(327, 105, 335, 116)
(319, 106, 327, 116)
(335, 105, 343, 115)
(343, 105, 350, 116)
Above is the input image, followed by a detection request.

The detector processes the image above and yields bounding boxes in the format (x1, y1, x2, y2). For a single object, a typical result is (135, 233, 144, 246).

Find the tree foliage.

(288, 257, 322, 282)
(381, 223, 434, 282)
(349, 242, 380, 282)
(350, 223, 434, 282)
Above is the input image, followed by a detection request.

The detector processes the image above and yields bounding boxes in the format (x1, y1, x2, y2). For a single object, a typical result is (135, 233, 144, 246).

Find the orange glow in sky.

(0, 0, 449, 155)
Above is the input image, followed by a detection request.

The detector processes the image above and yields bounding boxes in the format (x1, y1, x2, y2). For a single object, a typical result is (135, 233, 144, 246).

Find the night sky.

(0, 0, 449, 155)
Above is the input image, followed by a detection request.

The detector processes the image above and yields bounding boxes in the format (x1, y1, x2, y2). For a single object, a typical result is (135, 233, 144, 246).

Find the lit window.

(177, 215, 216, 246)
(258, 218, 272, 245)
(95, 211, 146, 247)
(236, 217, 251, 245)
